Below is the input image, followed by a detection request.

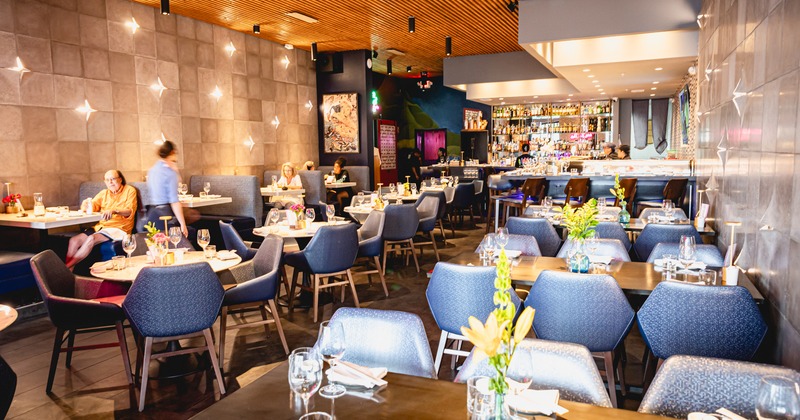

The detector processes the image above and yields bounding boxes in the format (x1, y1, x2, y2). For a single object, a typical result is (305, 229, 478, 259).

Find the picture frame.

(323, 93, 360, 153)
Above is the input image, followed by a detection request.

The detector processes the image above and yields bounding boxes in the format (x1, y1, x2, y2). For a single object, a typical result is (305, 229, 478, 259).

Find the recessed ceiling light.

(568, 94, 573, 97)
(650, 93, 656, 96)
(285, 12, 318, 23)
(595, 85, 601, 88)
(499, 98, 504, 100)
(533, 96, 538, 98)
(582, 68, 590, 72)
(631, 89, 645, 93)
(600, 92, 607, 95)
(651, 87, 657, 90)
(598, 89, 604, 91)
(591, 80, 599, 84)
(500, 102, 506, 105)
(588, 75, 595, 78)
(284, 44, 294, 50)
(655, 67, 663, 71)
(652, 81, 660, 84)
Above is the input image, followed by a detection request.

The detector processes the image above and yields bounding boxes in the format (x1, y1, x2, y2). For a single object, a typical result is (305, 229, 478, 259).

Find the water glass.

(317, 321, 346, 399)
(467, 376, 495, 419)
(542, 196, 553, 214)
(268, 209, 280, 227)
(483, 234, 496, 260)
(203, 182, 211, 194)
(299, 413, 331, 420)
(288, 347, 323, 415)
(597, 197, 607, 211)
(756, 376, 800, 420)
(389, 183, 396, 194)
(662, 199, 675, 220)
(411, 184, 418, 195)
(586, 232, 599, 255)
(305, 208, 316, 222)
(678, 235, 696, 268)
(326, 204, 336, 224)
(204, 244, 216, 259)
(698, 269, 717, 286)
(122, 234, 136, 260)
(179, 183, 188, 195)
(168, 226, 182, 249)
(495, 227, 509, 249)
(112, 255, 126, 271)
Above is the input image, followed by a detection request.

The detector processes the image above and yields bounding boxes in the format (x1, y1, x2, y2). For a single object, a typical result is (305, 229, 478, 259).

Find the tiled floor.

(0, 221, 647, 418)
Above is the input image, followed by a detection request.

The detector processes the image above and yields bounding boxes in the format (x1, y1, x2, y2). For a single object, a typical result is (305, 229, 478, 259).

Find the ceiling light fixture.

(284, 44, 294, 50)
(568, 94, 573, 97)
(160, 0, 169, 15)
(650, 93, 656, 97)
(445, 36, 452, 56)
(150, 77, 167, 97)
(591, 80, 599, 84)
(281, 55, 290, 69)
(588, 75, 595, 78)
(210, 85, 223, 100)
(582, 69, 590, 72)
(126, 17, 140, 34)
(652, 81, 660, 84)
(655, 67, 663, 71)
(310, 42, 318, 61)
(651, 87, 657, 90)
(408, 16, 415, 33)
(225, 41, 236, 57)
(406, 65, 411, 73)
(387, 59, 392, 75)
(253, 24, 260, 34)
(285, 12, 318, 23)
(76, 100, 96, 121)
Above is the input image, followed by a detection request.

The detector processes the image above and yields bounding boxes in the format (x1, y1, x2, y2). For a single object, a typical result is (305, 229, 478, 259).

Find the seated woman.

(326, 157, 353, 211)
(303, 160, 316, 171)
(66, 170, 138, 269)
(271, 162, 303, 209)
(617, 144, 631, 160)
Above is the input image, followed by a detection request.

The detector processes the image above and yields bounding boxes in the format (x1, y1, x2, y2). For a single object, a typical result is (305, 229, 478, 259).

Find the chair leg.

(433, 330, 448, 375)
(409, 240, 420, 272)
(430, 231, 440, 261)
(312, 274, 320, 323)
(268, 299, 290, 354)
(218, 307, 228, 368)
(115, 322, 133, 385)
(65, 330, 75, 368)
(438, 220, 448, 245)
(288, 269, 300, 312)
(382, 242, 389, 276)
(374, 256, 388, 297)
(258, 303, 271, 337)
(280, 266, 290, 298)
(138, 337, 153, 412)
(46, 328, 65, 393)
(451, 339, 463, 370)
(203, 329, 226, 395)
(346, 269, 360, 308)
(616, 348, 627, 397)
(447, 214, 455, 237)
(602, 351, 618, 408)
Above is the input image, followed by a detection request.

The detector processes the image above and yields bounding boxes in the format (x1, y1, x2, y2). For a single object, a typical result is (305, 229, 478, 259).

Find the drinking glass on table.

(756, 376, 800, 420)
(305, 208, 316, 223)
(597, 197, 607, 212)
(326, 204, 336, 224)
(495, 227, 509, 249)
(662, 199, 675, 220)
(678, 235, 696, 269)
(542, 196, 553, 216)
(203, 182, 211, 195)
(288, 347, 323, 415)
(357, 191, 365, 206)
(411, 184, 417, 195)
(483, 234, 496, 260)
(197, 229, 210, 253)
(271, 175, 278, 187)
(179, 183, 188, 196)
(122, 234, 136, 265)
(389, 183, 396, 195)
(586, 231, 599, 255)
(317, 321, 346, 398)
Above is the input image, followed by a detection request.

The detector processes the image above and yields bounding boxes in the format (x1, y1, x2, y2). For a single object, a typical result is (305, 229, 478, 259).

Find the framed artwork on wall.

(323, 93, 360, 153)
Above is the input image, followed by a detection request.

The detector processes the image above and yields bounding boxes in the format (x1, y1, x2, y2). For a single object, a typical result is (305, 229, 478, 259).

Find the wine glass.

(483, 234, 496, 260)
(411, 184, 418, 195)
(357, 191, 365, 206)
(542, 196, 553, 216)
(389, 183, 396, 195)
(662, 199, 675, 220)
(168, 226, 182, 250)
(122, 234, 136, 266)
(317, 321, 346, 398)
(326, 204, 336, 224)
(597, 197, 607, 213)
(756, 376, 800, 420)
(288, 347, 323, 415)
(495, 227, 509, 249)
(197, 229, 210, 253)
(678, 235, 696, 269)
(586, 231, 599, 255)
(305, 208, 315, 223)
(179, 183, 188, 196)
(505, 349, 535, 418)
(271, 175, 278, 186)
(203, 182, 211, 195)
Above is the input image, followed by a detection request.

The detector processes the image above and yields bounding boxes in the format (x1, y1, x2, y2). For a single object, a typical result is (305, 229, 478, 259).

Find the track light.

(408, 16, 415, 33)
(406, 66, 411, 73)
(372, 50, 378, 59)
(253, 24, 260, 34)
(311, 42, 318, 61)
(506, 0, 518, 12)
(160, 0, 169, 15)
(445, 36, 452, 56)
(387, 60, 392, 75)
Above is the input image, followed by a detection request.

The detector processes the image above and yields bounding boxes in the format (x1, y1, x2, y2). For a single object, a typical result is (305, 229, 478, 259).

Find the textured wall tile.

(15, 0, 49, 38)
(105, 0, 130, 23)
(154, 12, 176, 34)
(87, 111, 114, 141)
(107, 21, 134, 54)
(0, 70, 21, 105)
(0, 32, 15, 68)
(108, 51, 135, 84)
(135, 85, 158, 115)
(78, 0, 106, 18)
(112, 83, 137, 113)
(0, 0, 13, 32)
(56, 108, 87, 141)
(17, 35, 52, 73)
(53, 75, 84, 108)
(89, 142, 116, 174)
(155, 32, 177, 62)
(181, 116, 199, 143)
(134, 28, 156, 58)
(51, 42, 82, 76)
(25, 141, 59, 174)
(137, 113, 159, 143)
(156, 60, 178, 89)
(232, 74, 247, 98)
(196, 43, 214, 69)
(0, 105, 22, 141)
(82, 47, 110, 80)
(0, 141, 26, 176)
(113, 112, 137, 142)
(130, 2, 154, 31)
(58, 141, 89, 173)
(48, 6, 80, 45)
(28, 175, 63, 206)
(179, 91, 198, 116)
(176, 15, 194, 39)
(21, 106, 56, 141)
(233, 97, 248, 121)
(19, 73, 54, 106)
(781, 0, 800, 75)
(177, 38, 196, 66)
(79, 14, 108, 50)
(160, 115, 181, 143)
(200, 118, 217, 143)
(218, 119, 233, 143)
(195, 20, 212, 43)
(133, 56, 156, 86)
(114, 140, 140, 171)
(85, 79, 112, 111)
(160, 88, 180, 116)
(178, 65, 197, 92)
(248, 99, 262, 122)
(776, 70, 798, 153)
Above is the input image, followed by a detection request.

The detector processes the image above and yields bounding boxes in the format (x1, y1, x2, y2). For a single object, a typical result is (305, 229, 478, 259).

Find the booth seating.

(262, 170, 282, 187)
(189, 175, 262, 247)
(318, 165, 371, 193)
(298, 170, 327, 217)
(0, 252, 36, 299)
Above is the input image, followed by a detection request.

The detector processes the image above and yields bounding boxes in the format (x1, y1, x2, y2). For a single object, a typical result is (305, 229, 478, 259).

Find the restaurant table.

(326, 182, 357, 189)
(260, 187, 305, 197)
(89, 251, 241, 282)
(253, 220, 350, 240)
(0, 305, 17, 332)
(448, 252, 764, 303)
(0, 211, 101, 229)
(191, 362, 671, 420)
(382, 192, 421, 202)
(179, 196, 233, 208)
(343, 205, 379, 223)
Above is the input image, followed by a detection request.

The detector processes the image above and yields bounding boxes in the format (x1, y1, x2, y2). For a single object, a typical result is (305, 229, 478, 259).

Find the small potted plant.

(2, 194, 21, 214)
(290, 203, 306, 229)
(609, 174, 630, 223)
(143, 222, 168, 265)
(561, 198, 599, 273)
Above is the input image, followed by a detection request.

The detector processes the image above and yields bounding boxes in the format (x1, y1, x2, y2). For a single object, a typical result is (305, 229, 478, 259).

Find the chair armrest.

(227, 260, 256, 284)
(74, 275, 130, 299)
(359, 235, 382, 248)
(46, 295, 125, 329)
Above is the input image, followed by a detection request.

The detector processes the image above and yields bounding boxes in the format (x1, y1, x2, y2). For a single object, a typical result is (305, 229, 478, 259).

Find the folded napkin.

(596, 214, 617, 221)
(90, 261, 112, 272)
(326, 361, 387, 388)
(587, 255, 613, 265)
(653, 259, 706, 270)
(68, 211, 84, 217)
(253, 227, 265, 235)
(216, 250, 238, 260)
(505, 389, 568, 416)
(205, 194, 222, 198)
(716, 408, 747, 420)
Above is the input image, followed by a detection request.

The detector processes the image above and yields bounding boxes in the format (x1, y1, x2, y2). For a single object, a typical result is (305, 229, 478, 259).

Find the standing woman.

(145, 141, 189, 236)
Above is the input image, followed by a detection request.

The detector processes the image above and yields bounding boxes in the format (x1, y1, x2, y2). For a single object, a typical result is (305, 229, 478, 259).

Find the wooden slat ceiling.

(132, 0, 522, 77)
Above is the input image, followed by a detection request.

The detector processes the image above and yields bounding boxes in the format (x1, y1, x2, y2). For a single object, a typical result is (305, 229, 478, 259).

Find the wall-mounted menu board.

(378, 120, 397, 170)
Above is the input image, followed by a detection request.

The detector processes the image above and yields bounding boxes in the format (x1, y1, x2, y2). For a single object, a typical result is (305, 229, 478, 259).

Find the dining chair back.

(426, 262, 522, 374)
(646, 243, 724, 266)
(123, 263, 226, 410)
(475, 234, 542, 257)
(632, 223, 702, 262)
(505, 217, 562, 257)
(355, 211, 388, 296)
(298, 170, 326, 213)
(189, 175, 263, 228)
(219, 220, 257, 261)
(612, 178, 637, 214)
(324, 307, 437, 379)
(0, 356, 15, 418)
(414, 195, 441, 261)
(553, 177, 590, 208)
(450, 183, 476, 226)
(593, 221, 632, 251)
(555, 238, 631, 262)
(636, 281, 766, 361)
(636, 178, 689, 215)
(381, 204, 421, 274)
(416, 190, 448, 245)
(639, 355, 800, 419)
(455, 338, 613, 408)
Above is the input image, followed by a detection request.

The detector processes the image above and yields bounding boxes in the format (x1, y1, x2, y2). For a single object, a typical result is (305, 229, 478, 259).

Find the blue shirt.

(147, 160, 179, 205)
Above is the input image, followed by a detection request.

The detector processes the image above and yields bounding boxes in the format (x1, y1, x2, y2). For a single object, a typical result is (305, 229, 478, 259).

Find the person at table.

(601, 143, 618, 160)
(65, 170, 138, 269)
(303, 160, 316, 171)
(144, 141, 191, 237)
(271, 162, 303, 209)
(409, 148, 422, 188)
(515, 143, 533, 168)
(617, 144, 631, 160)
(437, 147, 448, 164)
(326, 157, 353, 210)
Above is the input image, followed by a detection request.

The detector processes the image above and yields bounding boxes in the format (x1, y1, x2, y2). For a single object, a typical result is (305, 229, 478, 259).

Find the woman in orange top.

(65, 170, 138, 269)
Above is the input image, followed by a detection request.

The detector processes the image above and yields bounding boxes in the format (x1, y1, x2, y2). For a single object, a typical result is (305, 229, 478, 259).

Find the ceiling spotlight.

(582, 68, 590, 72)
(387, 59, 392, 75)
(651, 87, 657, 90)
(506, 0, 519, 13)
(652, 81, 660, 84)
(445, 36, 452, 56)
(372, 50, 378, 59)
(160, 0, 169, 15)
(284, 44, 294, 50)
(588, 75, 595, 78)
(406, 66, 411, 73)
(253, 24, 260, 34)
(408, 16, 415, 33)
(311, 42, 318, 61)
(655, 67, 663, 71)
(650, 93, 656, 97)
(591, 80, 599, 84)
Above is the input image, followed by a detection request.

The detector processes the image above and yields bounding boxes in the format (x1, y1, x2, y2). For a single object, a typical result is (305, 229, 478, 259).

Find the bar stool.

(612, 177, 637, 214)
(552, 177, 590, 208)
(486, 174, 514, 233)
(636, 178, 688, 216)
(500, 177, 547, 224)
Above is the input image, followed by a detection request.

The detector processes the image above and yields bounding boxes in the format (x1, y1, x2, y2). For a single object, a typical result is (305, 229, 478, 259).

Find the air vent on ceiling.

(286, 12, 318, 23)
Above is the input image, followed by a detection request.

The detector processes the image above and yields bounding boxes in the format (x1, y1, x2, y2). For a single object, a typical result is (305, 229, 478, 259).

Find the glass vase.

(568, 239, 591, 273)
(618, 201, 631, 224)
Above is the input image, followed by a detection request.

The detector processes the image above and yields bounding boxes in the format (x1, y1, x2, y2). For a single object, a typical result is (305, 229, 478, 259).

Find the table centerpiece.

(609, 174, 630, 223)
(561, 198, 599, 273)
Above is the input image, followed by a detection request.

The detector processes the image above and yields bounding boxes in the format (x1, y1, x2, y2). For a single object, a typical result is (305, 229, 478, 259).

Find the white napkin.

(505, 389, 568, 416)
(216, 250, 238, 260)
(326, 361, 387, 388)
(90, 261, 112, 272)
(494, 250, 522, 259)
(68, 211, 84, 217)
(654, 259, 706, 270)
(588, 255, 613, 265)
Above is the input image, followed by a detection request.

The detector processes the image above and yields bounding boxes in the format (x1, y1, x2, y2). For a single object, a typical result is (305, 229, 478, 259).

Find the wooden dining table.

(89, 251, 241, 282)
(447, 252, 764, 303)
(191, 362, 671, 419)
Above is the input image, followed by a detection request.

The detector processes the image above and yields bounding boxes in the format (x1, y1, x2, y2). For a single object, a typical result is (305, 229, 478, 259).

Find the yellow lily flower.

(514, 307, 535, 344)
(461, 313, 508, 361)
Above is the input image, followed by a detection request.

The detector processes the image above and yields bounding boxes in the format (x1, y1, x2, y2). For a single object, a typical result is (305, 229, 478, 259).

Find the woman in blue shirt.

(145, 141, 189, 236)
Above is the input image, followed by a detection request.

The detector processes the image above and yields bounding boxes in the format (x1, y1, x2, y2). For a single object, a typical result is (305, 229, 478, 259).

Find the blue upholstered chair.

(647, 243, 724, 266)
(639, 355, 800, 419)
(321, 307, 436, 379)
(414, 195, 441, 261)
(475, 234, 542, 257)
(29, 250, 132, 394)
(636, 281, 766, 362)
(354, 210, 388, 296)
(381, 204, 420, 275)
(219, 221, 257, 261)
(298, 170, 327, 217)
(218, 234, 289, 369)
(426, 262, 522, 374)
(415, 190, 448, 245)
(123, 263, 226, 411)
(525, 270, 635, 407)
(449, 182, 476, 227)
(505, 217, 562, 257)
(455, 338, 613, 408)
(286, 223, 360, 322)
(632, 224, 702, 262)
(555, 238, 631, 262)
(593, 221, 632, 252)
